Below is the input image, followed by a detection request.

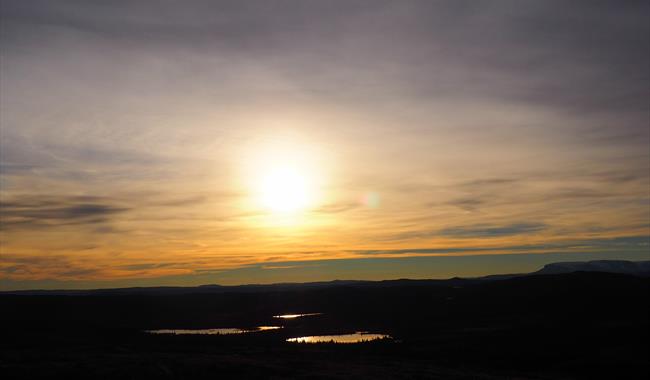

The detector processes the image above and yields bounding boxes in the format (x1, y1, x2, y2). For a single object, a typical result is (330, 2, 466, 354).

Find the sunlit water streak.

(273, 313, 322, 319)
(287, 332, 391, 343)
(146, 326, 282, 335)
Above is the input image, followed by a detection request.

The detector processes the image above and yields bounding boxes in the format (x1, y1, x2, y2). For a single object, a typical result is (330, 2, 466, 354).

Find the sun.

(242, 134, 327, 218)
(259, 166, 313, 213)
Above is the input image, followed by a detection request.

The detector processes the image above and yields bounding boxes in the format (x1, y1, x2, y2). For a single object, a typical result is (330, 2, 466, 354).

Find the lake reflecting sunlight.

(287, 332, 391, 344)
(146, 326, 282, 335)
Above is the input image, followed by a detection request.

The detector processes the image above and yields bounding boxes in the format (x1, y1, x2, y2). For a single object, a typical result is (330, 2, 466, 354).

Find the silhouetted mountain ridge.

(535, 259, 650, 276)
(2, 259, 648, 296)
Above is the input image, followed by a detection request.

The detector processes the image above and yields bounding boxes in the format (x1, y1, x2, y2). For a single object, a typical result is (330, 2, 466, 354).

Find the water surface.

(287, 332, 391, 343)
(146, 326, 281, 335)
(273, 313, 322, 319)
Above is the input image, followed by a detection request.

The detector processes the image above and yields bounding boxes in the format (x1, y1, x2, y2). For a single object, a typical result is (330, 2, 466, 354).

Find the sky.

(1, 0, 649, 290)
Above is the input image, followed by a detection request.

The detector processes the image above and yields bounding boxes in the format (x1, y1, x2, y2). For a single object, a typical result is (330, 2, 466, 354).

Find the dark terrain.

(1, 263, 648, 379)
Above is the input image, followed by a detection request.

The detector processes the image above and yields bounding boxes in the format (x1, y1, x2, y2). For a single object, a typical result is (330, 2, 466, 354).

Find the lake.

(287, 332, 391, 343)
(146, 326, 282, 335)
(273, 313, 322, 319)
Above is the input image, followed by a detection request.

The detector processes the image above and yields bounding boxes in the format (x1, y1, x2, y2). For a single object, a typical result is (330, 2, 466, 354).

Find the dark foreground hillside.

(1, 272, 648, 379)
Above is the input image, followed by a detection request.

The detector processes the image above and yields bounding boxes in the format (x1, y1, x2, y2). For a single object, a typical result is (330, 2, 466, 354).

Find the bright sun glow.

(242, 133, 327, 219)
(259, 166, 313, 213)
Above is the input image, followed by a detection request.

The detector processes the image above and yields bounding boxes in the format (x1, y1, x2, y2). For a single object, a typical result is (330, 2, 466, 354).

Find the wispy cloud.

(439, 223, 547, 238)
(313, 202, 359, 214)
(353, 236, 650, 256)
(1, 196, 129, 229)
(261, 264, 322, 270)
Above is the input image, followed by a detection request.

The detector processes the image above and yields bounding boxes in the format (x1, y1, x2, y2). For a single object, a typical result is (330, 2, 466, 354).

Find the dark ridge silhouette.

(1, 268, 648, 379)
(535, 259, 650, 276)
(2, 259, 648, 296)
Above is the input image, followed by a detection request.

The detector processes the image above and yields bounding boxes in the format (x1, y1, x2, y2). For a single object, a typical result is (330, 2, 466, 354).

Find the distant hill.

(535, 260, 650, 276)
(0, 280, 380, 296)
(2, 259, 648, 296)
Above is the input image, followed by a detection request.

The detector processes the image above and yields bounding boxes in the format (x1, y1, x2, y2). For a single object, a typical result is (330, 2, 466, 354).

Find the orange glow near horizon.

(1, 1, 649, 290)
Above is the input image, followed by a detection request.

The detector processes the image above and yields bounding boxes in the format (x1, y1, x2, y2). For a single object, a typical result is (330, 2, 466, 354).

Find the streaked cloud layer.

(1, 0, 648, 289)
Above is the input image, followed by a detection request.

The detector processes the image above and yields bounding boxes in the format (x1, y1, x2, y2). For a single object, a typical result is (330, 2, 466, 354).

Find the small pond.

(287, 332, 391, 343)
(273, 313, 322, 319)
(146, 326, 282, 335)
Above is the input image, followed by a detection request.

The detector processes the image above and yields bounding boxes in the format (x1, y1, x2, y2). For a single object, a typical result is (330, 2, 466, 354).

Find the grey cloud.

(2, 1, 647, 161)
(0, 254, 74, 276)
(261, 263, 321, 270)
(458, 178, 519, 188)
(375, 222, 547, 242)
(439, 223, 547, 238)
(429, 178, 520, 212)
(357, 247, 488, 256)
(0, 163, 36, 174)
(314, 202, 359, 214)
(119, 262, 181, 271)
(447, 198, 484, 212)
(3, 1, 647, 111)
(0, 0, 375, 52)
(544, 188, 614, 201)
(1, 265, 30, 275)
(1, 196, 129, 229)
(0, 133, 172, 183)
(58, 268, 101, 277)
(153, 196, 208, 208)
(588, 171, 644, 184)
(438, 173, 642, 212)
(354, 235, 650, 256)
